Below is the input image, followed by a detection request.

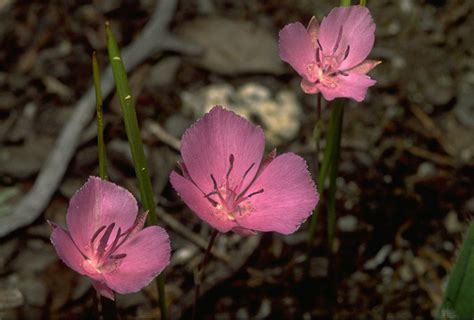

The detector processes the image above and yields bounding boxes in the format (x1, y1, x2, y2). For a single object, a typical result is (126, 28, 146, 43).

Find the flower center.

(204, 154, 264, 221)
(309, 26, 351, 88)
(81, 223, 128, 274)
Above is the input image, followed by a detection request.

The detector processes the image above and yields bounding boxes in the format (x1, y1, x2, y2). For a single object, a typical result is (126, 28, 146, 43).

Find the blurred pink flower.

(279, 5, 380, 102)
(49, 177, 170, 300)
(170, 106, 318, 235)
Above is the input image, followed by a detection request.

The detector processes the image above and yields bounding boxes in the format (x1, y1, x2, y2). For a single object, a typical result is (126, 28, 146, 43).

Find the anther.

(210, 174, 218, 190)
(317, 39, 323, 51)
(97, 223, 115, 258)
(316, 48, 321, 64)
(333, 26, 343, 54)
(242, 163, 255, 181)
(91, 225, 107, 244)
(226, 154, 235, 179)
(343, 45, 350, 61)
(247, 189, 264, 198)
(110, 253, 127, 260)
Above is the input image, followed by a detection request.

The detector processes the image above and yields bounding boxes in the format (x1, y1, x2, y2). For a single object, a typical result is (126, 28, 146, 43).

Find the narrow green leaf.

(92, 52, 108, 181)
(307, 100, 344, 247)
(440, 222, 474, 318)
(105, 22, 167, 320)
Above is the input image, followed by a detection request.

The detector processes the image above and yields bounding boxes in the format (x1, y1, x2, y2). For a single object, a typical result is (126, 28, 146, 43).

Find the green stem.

(93, 52, 108, 181)
(105, 23, 167, 320)
(326, 102, 344, 253)
(341, 0, 351, 6)
(439, 222, 474, 318)
(360, 0, 367, 5)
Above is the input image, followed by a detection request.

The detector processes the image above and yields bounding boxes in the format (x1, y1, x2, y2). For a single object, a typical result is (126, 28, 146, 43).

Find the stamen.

(226, 154, 235, 179)
(210, 174, 218, 190)
(247, 189, 264, 198)
(343, 45, 350, 61)
(242, 163, 255, 182)
(207, 198, 218, 207)
(337, 70, 348, 76)
(97, 223, 115, 258)
(333, 26, 343, 54)
(316, 48, 321, 64)
(204, 190, 218, 198)
(107, 227, 122, 255)
(91, 225, 106, 244)
(110, 253, 127, 260)
(317, 39, 323, 51)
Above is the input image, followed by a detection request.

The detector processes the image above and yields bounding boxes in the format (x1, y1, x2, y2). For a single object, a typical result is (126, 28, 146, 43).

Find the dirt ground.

(0, 0, 473, 318)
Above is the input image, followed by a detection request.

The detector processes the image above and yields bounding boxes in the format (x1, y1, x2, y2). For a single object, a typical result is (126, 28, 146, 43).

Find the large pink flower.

(279, 5, 380, 102)
(170, 106, 318, 235)
(49, 177, 170, 300)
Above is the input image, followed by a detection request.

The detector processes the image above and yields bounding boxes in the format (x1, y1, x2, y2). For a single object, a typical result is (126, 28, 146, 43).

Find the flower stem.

(307, 98, 338, 244)
(92, 52, 108, 181)
(99, 294, 118, 320)
(341, 0, 351, 6)
(192, 229, 219, 320)
(326, 102, 344, 253)
(360, 0, 367, 6)
(313, 93, 322, 179)
(105, 22, 167, 320)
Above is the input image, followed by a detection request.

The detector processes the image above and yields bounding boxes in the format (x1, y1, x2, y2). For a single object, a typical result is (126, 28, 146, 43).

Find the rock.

(337, 215, 358, 232)
(164, 113, 193, 139)
(364, 244, 392, 270)
(0, 136, 55, 178)
(444, 211, 463, 234)
(11, 240, 57, 274)
(18, 276, 48, 307)
(177, 18, 285, 75)
(146, 57, 181, 88)
(181, 83, 302, 145)
(0, 288, 24, 309)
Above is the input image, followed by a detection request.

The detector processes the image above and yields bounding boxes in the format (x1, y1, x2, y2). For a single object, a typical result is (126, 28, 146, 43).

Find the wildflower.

(49, 177, 170, 300)
(279, 5, 380, 102)
(170, 106, 318, 235)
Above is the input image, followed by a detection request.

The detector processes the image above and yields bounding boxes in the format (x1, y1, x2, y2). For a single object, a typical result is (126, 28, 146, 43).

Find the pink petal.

(319, 6, 375, 70)
(278, 22, 316, 79)
(170, 171, 237, 232)
(232, 226, 257, 236)
(319, 73, 376, 102)
(50, 222, 88, 276)
(306, 16, 320, 49)
(103, 226, 170, 294)
(300, 78, 320, 94)
(67, 177, 138, 254)
(180, 106, 265, 194)
(346, 59, 381, 75)
(235, 153, 318, 235)
(92, 281, 115, 300)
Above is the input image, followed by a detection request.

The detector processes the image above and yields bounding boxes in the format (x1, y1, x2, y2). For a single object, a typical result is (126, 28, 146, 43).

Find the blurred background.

(0, 0, 473, 318)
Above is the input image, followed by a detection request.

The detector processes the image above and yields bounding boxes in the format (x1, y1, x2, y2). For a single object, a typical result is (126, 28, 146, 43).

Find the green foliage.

(106, 23, 167, 320)
(92, 52, 108, 181)
(440, 222, 474, 319)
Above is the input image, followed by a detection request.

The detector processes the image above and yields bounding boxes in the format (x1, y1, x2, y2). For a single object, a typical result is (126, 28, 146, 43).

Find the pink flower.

(170, 106, 318, 235)
(279, 5, 380, 102)
(49, 177, 170, 300)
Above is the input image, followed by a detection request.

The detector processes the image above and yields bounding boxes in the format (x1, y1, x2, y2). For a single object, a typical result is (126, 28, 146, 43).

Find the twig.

(0, 0, 201, 237)
(157, 207, 231, 264)
(192, 229, 218, 320)
(145, 120, 181, 151)
(170, 234, 262, 318)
